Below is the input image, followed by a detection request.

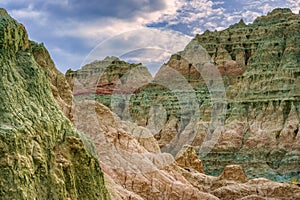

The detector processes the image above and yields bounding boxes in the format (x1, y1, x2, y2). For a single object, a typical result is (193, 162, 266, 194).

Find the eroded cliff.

(192, 8, 300, 182)
(69, 8, 300, 183)
(128, 8, 300, 182)
(0, 8, 109, 199)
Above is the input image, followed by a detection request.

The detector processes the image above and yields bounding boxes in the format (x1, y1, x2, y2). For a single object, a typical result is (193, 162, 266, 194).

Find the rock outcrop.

(3, 6, 300, 200)
(0, 8, 109, 199)
(219, 165, 248, 183)
(68, 8, 300, 183)
(110, 8, 299, 182)
(179, 164, 300, 200)
(191, 8, 300, 182)
(175, 145, 205, 173)
(72, 100, 218, 200)
(31, 41, 74, 121)
(72, 98, 300, 199)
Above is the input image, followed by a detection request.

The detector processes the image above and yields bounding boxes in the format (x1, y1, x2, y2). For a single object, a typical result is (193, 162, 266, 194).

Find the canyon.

(69, 8, 300, 183)
(1, 7, 300, 200)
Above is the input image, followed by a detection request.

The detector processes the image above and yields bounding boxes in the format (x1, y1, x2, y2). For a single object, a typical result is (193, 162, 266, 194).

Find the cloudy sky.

(0, 0, 299, 74)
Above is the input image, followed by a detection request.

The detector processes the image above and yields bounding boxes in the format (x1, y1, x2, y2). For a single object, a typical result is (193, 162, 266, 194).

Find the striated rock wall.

(73, 100, 218, 200)
(179, 164, 300, 200)
(3, 6, 300, 200)
(71, 95, 300, 199)
(31, 41, 74, 121)
(125, 8, 300, 182)
(70, 8, 300, 183)
(0, 9, 109, 199)
(191, 8, 300, 182)
(72, 98, 300, 199)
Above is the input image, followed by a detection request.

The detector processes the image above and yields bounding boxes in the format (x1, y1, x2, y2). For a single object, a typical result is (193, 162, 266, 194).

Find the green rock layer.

(193, 8, 300, 182)
(66, 8, 300, 183)
(0, 8, 109, 199)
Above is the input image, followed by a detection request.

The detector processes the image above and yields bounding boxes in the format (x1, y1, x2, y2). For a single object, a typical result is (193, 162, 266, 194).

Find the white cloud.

(11, 9, 43, 20)
(9, 5, 47, 25)
(81, 28, 192, 66)
(260, 3, 276, 14)
(288, 0, 300, 13)
(50, 46, 85, 70)
(122, 49, 172, 63)
(149, 0, 226, 35)
(241, 0, 296, 18)
(242, 11, 261, 23)
(48, 0, 186, 48)
(3, 0, 299, 72)
(54, 18, 147, 48)
(192, 27, 204, 35)
(145, 0, 186, 23)
(48, 0, 187, 50)
(158, 0, 224, 25)
(214, 1, 224, 6)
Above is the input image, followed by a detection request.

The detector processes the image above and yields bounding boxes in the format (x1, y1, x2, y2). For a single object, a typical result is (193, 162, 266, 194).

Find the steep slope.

(155, 8, 300, 182)
(191, 8, 300, 182)
(31, 41, 74, 121)
(70, 8, 300, 183)
(0, 8, 109, 199)
(63, 7, 300, 198)
(66, 56, 153, 119)
(73, 100, 218, 200)
(72, 98, 300, 199)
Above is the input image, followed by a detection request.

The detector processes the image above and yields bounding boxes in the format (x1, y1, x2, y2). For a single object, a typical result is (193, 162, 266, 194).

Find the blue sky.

(0, 0, 299, 74)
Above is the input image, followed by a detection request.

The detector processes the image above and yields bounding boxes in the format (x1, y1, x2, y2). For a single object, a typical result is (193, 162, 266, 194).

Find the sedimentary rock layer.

(69, 8, 300, 183)
(0, 9, 109, 199)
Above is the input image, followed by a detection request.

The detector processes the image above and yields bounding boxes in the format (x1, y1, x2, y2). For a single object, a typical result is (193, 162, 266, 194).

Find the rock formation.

(72, 100, 218, 199)
(69, 8, 300, 183)
(0, 8, 109, 199)
(72, 99, 300, 199)
(73, 8, 300, 183)
(31, 41, 74, 121)
(191, 8, 300, 182)
(2, 4, 300, 200)
(180, 165, 300, 200)
(175, 145, 205, 173)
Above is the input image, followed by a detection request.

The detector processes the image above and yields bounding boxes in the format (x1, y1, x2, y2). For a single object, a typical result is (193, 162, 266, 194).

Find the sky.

(0, 0, 299, 74)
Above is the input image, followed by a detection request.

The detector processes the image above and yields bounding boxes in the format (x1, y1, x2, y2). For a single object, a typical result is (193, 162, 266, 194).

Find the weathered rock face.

(129, 8, 300, 182)
(66, 56, 153, 121)
(66, 56, 152, 95)
(219, 165, 248, 183)
(72, 100, 218, 200)
(0, 9, 109, 199)
(31, 42, 74, 121)
(66, 7, 299, 184)
(192, 8, 300, 182)
(179, 165, 300, 200)
(70, 90, 300, 199)
(175, 145, 205, 173)
(3, 6, 300, 200)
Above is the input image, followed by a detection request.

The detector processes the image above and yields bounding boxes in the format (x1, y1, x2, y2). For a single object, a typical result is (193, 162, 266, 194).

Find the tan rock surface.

(179, 164, 300, 200)
(175, 145, 205, 173)
(73, 100, 218, 200)
(70, 98, 300, 199)
(212, 178, 300, 200)
(219, 165, 248, 183)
